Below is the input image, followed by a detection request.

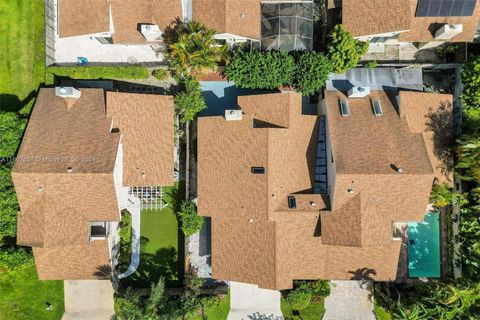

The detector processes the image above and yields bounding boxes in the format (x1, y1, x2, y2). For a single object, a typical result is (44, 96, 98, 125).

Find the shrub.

(174, 78, 207, 123)
(152, 68, 170, 80)
(461, 55, 480, 109)
(117, 210, 132, 266)
(0, 112, 26, 158)
(364, 60, 378, 68)
(285, 288, 312, 311)
(430, 183, 465, 208)
(293, 51, 332, 96)
(0, 165, 19, 242)
(327, 24, 368, 74)
(224, 49, 296, 89)
(46, 66, 149, 83)
(178, 200, 204, 236)
(297, 280, 331, 298)
(0, 246, 32, 270)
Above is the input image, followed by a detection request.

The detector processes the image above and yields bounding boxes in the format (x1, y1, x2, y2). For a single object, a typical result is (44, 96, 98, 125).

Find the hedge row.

(45, 66, 150, 84)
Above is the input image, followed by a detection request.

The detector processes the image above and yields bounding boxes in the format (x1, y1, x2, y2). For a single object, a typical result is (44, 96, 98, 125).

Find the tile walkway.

(323, 280, 375, 320)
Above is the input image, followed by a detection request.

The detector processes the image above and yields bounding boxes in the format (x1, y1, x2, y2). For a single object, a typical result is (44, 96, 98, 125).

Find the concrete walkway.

(228, 282, 283, 320)
(62, 280, 114, 320)
(323, 281, 375, 320)
(118, 195, 141, 279)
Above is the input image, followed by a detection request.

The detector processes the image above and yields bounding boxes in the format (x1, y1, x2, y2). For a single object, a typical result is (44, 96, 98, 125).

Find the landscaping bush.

(174, 78, 207, 123)
(296, 280, 331, 299)
(224, 49, 296, 89)
(293, 51, 332, 96)
(327, 24, 368, 74)
(178, 200, 204, 236)
(46, 66, 149, 84)
(0, 165, 20, 242)
(461, 56, 480, 131)
(152, 68, 170, 80)
(117, 210, 132, 266)
(430, 183, 466, 208)
(285, 288, 312, 311)
(0, 112, 26, 158)
(0, 246, 32, 270)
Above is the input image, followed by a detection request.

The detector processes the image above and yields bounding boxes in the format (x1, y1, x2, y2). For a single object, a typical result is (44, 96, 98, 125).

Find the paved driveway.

(62, 280, 115, 320)
(228, 282, 283, 320)
(323, 280, 375, 320)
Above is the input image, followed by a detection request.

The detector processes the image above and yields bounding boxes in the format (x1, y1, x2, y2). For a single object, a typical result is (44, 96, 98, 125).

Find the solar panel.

(416, 0, 477, 17)
(372, 99, 383, 117)
(340, 99, 350, 117)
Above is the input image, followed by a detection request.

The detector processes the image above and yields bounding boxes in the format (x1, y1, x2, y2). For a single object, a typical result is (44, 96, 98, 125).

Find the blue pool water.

(408, 212, 441, 278)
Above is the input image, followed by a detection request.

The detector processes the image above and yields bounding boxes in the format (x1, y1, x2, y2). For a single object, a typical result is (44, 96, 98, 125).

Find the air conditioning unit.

(225, 109, 242, 121)
(347, 86, 370, 98)
(55, 87, 81, 99)
(141, 24, 162, 41)
(435, 24, 463, 40)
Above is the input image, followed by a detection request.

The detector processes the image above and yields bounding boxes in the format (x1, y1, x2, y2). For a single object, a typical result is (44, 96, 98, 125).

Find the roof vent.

(140, 24, 162, 41)
(67, 166, 73, 173)
(347, 188, 355, 194)
(225, 109, 242, 121)
(391, 164, 403, 173)
(55, 87, 81, 99)
(37, 186, 44, 192)
(435, 24, 463, 40)
(340, 99, 350, 117)
(347, 86, 370, 98)
(372, 98, 383, 116)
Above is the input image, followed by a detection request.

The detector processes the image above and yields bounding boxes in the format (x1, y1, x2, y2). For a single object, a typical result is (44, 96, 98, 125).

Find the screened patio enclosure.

(261, 1, 314, 51)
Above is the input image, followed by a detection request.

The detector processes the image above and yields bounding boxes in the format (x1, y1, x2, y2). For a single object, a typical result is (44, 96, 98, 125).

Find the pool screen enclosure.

(261, 1, 314, 51)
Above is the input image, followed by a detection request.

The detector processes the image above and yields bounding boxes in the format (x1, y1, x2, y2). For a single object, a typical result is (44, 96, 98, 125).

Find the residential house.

(340, 0, 480, 60)
(197, 89, 452, 290)
(49, 0, 183, 64)
(13, 88, 174, 279)
(192, 0, 314, 50)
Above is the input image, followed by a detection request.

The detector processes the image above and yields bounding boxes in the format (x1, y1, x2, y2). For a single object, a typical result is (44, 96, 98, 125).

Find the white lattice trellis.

(128, 186, 164, 211)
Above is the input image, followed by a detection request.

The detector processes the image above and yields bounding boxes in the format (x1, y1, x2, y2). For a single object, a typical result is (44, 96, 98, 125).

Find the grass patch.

(122, 184, 184, 287)
(0, 0, 45, 112)
(374, 303, 392, 320)
(0, 264, 64, 320)
(187, 293, 230, 320)
(281, 297, 325, 320)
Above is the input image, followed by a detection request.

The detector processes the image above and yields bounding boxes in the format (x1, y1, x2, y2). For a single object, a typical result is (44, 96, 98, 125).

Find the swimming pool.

(407, 212, 441, 278)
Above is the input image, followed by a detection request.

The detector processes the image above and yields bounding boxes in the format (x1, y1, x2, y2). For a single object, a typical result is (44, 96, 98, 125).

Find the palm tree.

(165, 21, 228, 80)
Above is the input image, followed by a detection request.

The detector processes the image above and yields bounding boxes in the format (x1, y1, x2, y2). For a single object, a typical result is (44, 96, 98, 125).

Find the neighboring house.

(13, 88, 174, 280)
(340, 0, 480, 59)
(192, 0, 314, 50)
(49, 0, 183, 64)
(197, 89, 452, 290)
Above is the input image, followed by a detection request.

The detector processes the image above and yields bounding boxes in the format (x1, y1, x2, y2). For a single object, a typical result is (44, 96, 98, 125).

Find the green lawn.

(0, 264, 64, 320)
(122, 184, 184, 287)
(188, 293, 230, 320)
(281, 298, 325, 320)
(0, 0, 45, 113)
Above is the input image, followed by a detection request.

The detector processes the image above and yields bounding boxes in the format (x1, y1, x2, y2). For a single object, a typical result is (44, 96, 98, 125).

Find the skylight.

(261, 1, 314, 51)
(372, 99, 383, 117)
(251, 167, 265, 174)
(340, 99, 350, 117)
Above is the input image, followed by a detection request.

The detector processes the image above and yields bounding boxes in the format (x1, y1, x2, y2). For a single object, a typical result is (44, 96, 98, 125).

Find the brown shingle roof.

(400, 91, 454, 183)
(106, 92, 174, 186)
(198, 90, 441, 290)
(192, 0, 261, 40)
(13, 88, 174, 279)
(59, 0, 111, 37)
(110, 0, 182, 44)
(342, 0, 411, 37)
(343, 0, 480, 42)
(399, 0, 480, 42)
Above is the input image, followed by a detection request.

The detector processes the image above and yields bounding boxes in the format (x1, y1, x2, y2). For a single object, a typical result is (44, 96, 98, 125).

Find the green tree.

(461, 55, 480, 109)
(456, 135, 480, 183)
(224, 49, 296, 89)
(0, 112, 26, 158)
(293, 51, 332, 96)
(164, 20, 227, 80)
(430, 183, 466, 208)
(180, 270, 204, 318)
(178, 200, 204, 236)
(174, 78, 207, 124)
(327, 24, 368, 74)
(285, 288, 312, 311)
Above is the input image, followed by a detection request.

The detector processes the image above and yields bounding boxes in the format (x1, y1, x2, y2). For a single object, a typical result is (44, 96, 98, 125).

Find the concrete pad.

(62, 280, 115, 320)
(324, 281, 375, 320)
(228, 282, 283, 320)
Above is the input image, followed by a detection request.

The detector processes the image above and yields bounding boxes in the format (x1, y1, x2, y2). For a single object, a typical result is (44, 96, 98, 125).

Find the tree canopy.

(327, 24, 368, 74)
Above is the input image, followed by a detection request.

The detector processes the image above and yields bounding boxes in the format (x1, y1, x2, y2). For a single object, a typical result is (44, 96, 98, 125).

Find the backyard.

(122, 184, 184, 288)
(0, 264, 64, 320)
